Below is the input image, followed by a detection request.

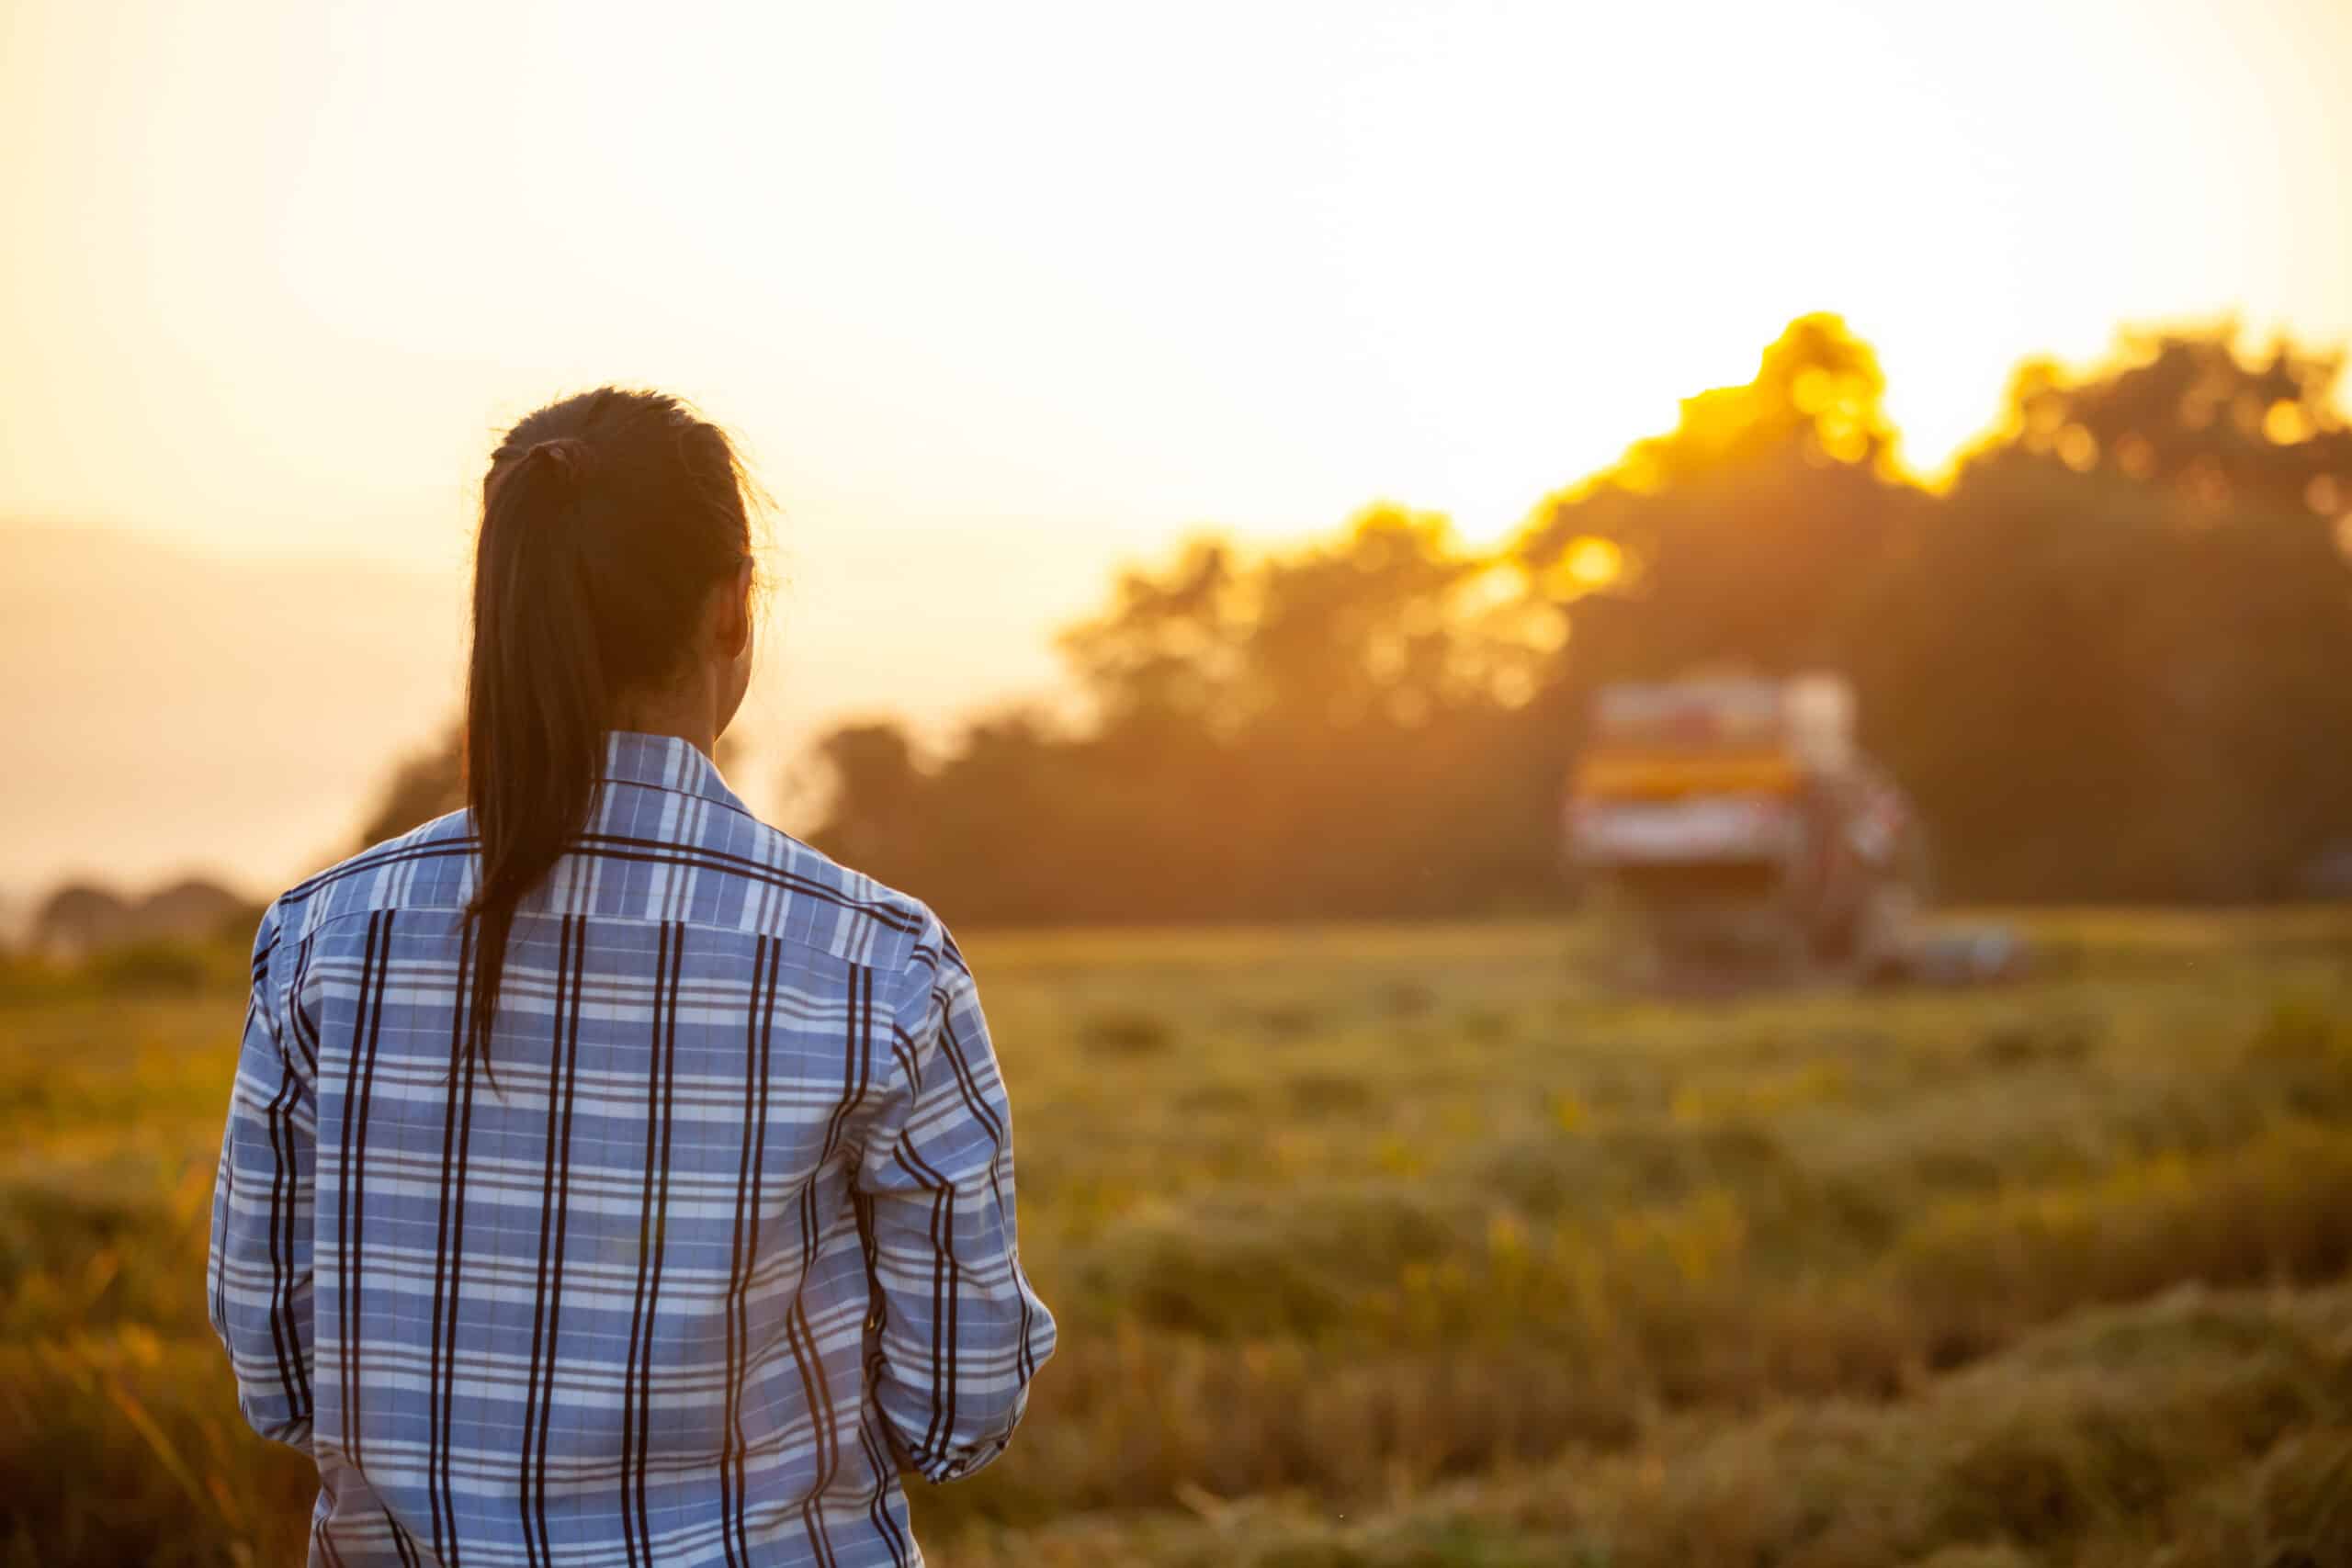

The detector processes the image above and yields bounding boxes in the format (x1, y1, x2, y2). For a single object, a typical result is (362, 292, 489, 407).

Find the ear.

(714, 560, 754, 660)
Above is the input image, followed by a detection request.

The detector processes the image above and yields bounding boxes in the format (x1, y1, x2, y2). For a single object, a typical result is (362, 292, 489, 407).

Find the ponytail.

(464, 439, 608, 1065)
(460, 391, 754, 1072)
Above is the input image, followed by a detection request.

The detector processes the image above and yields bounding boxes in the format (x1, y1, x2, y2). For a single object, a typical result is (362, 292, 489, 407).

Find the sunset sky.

(4, 0, 2350, 900)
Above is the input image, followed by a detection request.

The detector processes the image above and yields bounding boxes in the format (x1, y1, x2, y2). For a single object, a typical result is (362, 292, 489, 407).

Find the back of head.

(464, 388, 753, 1063)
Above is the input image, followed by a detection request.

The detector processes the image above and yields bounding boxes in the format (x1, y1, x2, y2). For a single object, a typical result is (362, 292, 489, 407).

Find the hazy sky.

(5, 0, 2350, 897)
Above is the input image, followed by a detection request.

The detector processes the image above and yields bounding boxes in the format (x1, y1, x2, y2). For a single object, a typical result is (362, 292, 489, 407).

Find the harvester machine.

(1566, 674, 1963, 990)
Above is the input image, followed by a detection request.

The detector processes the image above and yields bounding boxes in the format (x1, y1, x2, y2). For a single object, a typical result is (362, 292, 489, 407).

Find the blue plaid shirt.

(209, 732, 1055, 1567)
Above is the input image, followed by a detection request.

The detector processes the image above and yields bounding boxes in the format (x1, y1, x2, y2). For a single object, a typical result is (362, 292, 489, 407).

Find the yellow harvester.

(1566, 674, 1929, 987)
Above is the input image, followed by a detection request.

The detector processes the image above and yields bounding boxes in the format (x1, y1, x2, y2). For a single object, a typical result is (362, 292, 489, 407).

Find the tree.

(1986, 325, 2352, 515)
(1515, 313, 1924, 688)
(808, 506, 1572, 921)
(357, 725, 466, 849)
(1871, 328, 2352, 898)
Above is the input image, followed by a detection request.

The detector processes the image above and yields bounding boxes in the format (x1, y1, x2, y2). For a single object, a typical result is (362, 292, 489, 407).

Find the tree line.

(809, 317, 2352, 923)
(361, 315, 2352, 923)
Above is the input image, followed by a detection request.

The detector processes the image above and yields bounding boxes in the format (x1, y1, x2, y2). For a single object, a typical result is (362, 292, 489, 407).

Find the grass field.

(6, 911, 2352, 1566)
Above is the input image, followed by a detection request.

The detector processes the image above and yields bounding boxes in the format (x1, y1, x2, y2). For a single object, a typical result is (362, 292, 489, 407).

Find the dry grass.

(4, 908, 2351, 1564)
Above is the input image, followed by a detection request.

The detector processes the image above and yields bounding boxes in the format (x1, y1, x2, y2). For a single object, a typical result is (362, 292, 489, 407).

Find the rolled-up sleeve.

(855, 923, 1056, 1483)
(206, 906, 317, 1454)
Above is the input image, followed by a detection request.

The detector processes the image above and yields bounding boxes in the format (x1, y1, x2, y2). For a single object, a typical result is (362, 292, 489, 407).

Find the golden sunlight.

(2, 0, 2349, 892)
(1556, 537, 1625, 595)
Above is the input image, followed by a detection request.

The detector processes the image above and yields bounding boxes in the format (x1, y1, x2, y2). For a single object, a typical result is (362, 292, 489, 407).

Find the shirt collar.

(598, 730, 752, 818)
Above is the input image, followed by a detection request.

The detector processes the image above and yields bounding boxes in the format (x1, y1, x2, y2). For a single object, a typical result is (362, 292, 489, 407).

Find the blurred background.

(6, 1, 2352, 1563)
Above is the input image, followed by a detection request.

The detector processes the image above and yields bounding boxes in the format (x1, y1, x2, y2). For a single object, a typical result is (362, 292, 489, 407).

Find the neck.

(609, 683, 718, 759)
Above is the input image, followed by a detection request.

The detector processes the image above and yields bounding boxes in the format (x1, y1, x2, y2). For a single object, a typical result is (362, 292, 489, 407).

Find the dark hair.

(464, 388, 754, 1067)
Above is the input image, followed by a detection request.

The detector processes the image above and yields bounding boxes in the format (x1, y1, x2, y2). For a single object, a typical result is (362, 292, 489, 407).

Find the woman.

(209, 389, 1054, 1567)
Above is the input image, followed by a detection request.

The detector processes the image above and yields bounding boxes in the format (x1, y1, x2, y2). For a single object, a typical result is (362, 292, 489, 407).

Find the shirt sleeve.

(207, 904, 318, 1454)
(854, 920, 1056, 1483)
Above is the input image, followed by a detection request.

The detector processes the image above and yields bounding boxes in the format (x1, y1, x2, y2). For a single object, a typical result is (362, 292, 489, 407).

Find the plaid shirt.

(209, 732, 1054, 1568)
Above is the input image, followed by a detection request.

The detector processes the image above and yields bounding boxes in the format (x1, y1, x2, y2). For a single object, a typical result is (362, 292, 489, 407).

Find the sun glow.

(2, 0, 2348, 890)
(1555, 538, 1626, 596)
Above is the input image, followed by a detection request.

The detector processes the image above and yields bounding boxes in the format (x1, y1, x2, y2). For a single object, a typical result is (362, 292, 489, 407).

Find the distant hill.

(0, 524, 466, 895)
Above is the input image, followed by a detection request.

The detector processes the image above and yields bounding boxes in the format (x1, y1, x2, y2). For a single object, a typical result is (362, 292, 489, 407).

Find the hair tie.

(523, 437, 587, 480)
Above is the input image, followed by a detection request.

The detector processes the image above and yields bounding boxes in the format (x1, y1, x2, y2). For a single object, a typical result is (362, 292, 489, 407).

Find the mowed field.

(6, 910, 2352, 1567)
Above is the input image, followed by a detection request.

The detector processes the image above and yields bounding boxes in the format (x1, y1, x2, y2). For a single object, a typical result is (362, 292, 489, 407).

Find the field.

(7, 911, 2352, 1566)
